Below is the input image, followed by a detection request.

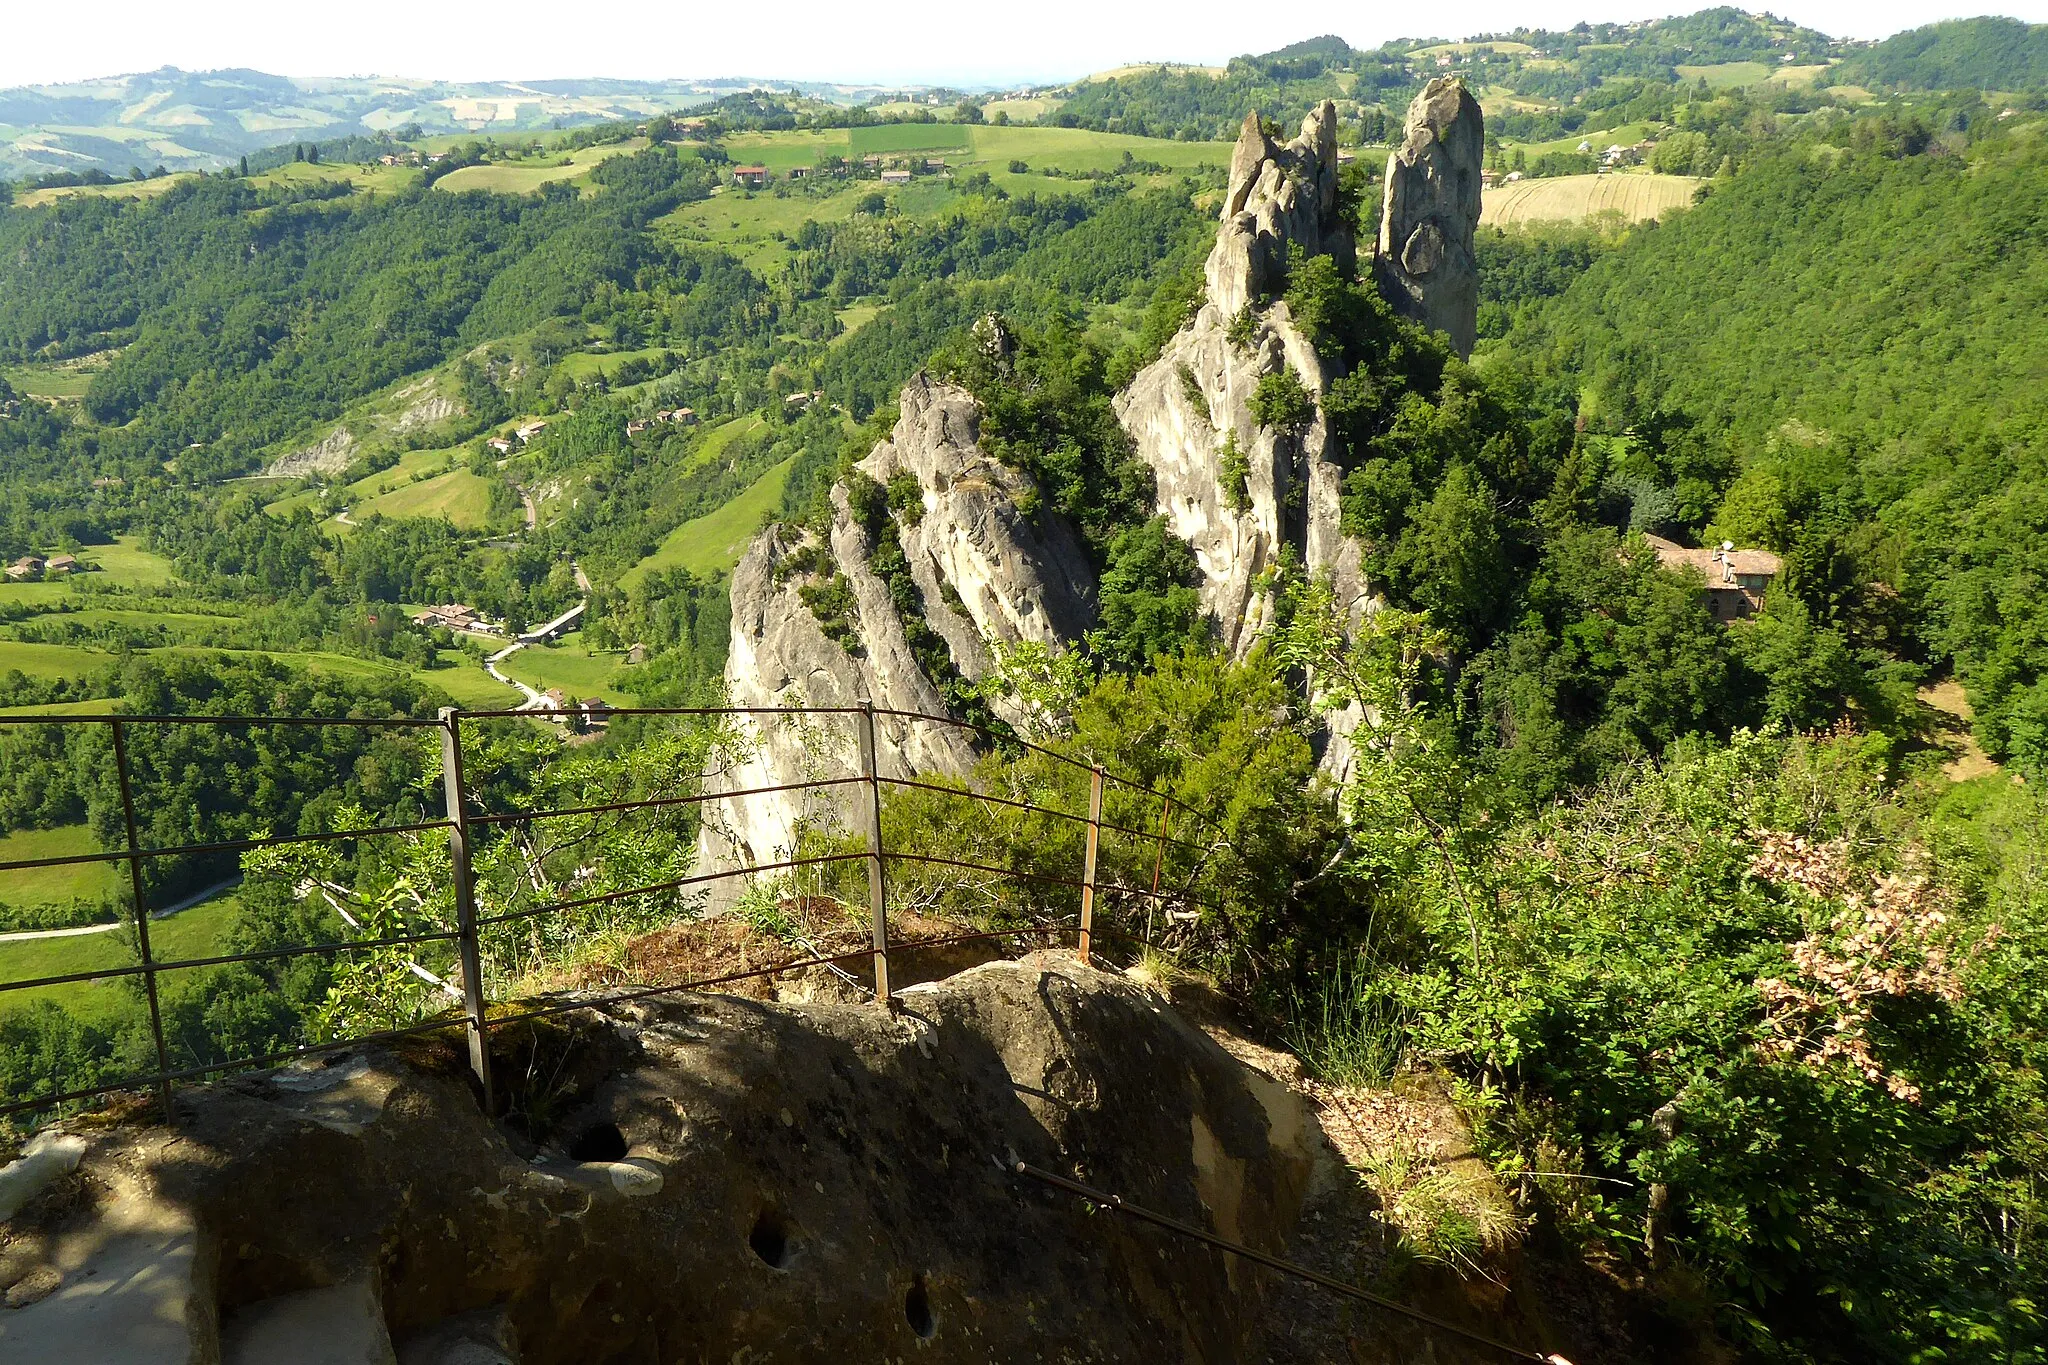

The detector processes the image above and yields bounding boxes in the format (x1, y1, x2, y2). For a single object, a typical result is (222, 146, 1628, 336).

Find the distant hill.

(0, 68, 921, 180)
(1831, 17, 2048, 91)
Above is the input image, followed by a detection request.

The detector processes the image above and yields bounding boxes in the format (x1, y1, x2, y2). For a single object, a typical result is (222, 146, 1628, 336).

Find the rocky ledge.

(0, 955, 1317, 1364)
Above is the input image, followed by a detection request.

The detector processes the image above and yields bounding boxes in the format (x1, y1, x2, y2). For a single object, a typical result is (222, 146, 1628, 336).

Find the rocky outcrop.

(699, 376, 1094, 871)
(0, 956, 1320, 1364)
(1374, 78, 1484, 359)
(1116, 101, 1370, 659)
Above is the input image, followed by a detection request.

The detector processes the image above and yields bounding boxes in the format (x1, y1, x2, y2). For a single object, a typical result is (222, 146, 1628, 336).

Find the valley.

(2, 10, 2048, 1360)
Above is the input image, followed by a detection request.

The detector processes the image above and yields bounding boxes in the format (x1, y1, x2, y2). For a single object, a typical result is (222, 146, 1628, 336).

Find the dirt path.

(0, 875, 241, 945)
(1920, 680, 2000, 781)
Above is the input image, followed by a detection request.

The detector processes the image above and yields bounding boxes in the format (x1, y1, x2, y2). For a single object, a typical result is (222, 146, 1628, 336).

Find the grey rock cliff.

(1375, 78, 1484, 358)
(700, 376, 1094, 872)
(1116, 101, 1370, 660)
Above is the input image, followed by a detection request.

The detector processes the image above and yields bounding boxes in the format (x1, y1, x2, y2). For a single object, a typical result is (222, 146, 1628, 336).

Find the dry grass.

(1481, 173, 1702, 227)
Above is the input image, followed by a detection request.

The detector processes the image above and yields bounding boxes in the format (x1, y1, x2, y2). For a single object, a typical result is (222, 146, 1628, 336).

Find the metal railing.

(0, 702, 1224, 1125)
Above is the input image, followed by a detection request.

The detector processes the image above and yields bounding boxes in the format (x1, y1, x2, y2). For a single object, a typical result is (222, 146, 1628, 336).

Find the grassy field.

(0, 825, 119, 911)
(622, 453, 794, 588)
(3, 348, 119, 401)
(848, 124, 972, 157)
(0, 892, 245, 1023)
(248, 161, 419, 196)
(415, 654, 521, 708)
(661, 126, 1228, 273)
(498, 632, 634, 704)
(1481, 173, 1703, 226)
(1503, 122, 1661, 159)
(1675, 61, 1830, 90)
(0, 640, 119, 680)
(1410, 40, 1537, 56)
(833, 303, 884, 344)
(85, 537, 176, 588)
(434, 140, 647, 195)
(356, 468, 492, 528)
(15, 174, 202, 209)
(557, 347, 673, 382)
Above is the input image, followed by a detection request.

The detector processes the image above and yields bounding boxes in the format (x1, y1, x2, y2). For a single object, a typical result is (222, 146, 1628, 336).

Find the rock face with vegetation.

(0, 956, 1318, 1364)
(1374, 78, 1483, 358)
(701, 374, 1094, 870)
(1116, 100, 1368, 660)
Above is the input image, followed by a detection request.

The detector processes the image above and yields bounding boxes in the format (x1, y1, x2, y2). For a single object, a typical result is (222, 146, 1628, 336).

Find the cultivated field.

(433, 139, 649, 195)
(355, 468, 493, 528)
(1481, 174, 1703, 227)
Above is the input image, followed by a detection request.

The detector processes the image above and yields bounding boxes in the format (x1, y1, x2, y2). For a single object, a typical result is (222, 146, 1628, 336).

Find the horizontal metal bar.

(0, 713, 443, 728)
(146, 928, 461, 977)
(450, 703, 871, 720)
(468, 775, 867, 827)
(0, 817, 450, 875)
(867, 706, 1097, 777)
(882, 851, 1093, 893)
(1012, 1163, 1551, 1363)
(0, 1017, 468, 1122)
(0, 928, 461, 996)
(481, 942, 886, 1028)
(475, 852, 870, 927)
(879, 775, 1091, 826)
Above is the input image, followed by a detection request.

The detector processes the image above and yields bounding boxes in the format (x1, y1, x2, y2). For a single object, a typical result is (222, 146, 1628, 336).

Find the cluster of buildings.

(1580, 138, 1662, 168)
(409, 603, 504, 636)
(485, 419, 551, 455)
(626, 408, 700, 436)
(730, 155, 947, 190)
(6, 553, 81, 581)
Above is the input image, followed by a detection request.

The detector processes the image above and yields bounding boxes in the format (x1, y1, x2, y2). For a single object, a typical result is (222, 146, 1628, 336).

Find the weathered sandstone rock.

(1374, 78, 1484, 358)
(0, 956, 1319, 1364)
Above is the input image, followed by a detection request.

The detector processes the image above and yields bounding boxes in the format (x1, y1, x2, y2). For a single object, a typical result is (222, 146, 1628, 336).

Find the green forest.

(3, 12, 2048, 1361)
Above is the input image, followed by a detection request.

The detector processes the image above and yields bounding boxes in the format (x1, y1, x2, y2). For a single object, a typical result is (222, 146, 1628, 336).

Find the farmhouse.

(6, 555, 43, 580)
(880, 169, 912, 185)
(732, 165, 769, 188)
(1643, 534, 1783, 620)
(412, 603, 485, 632)
(515, 420, 548, 443)
(43, 554, 79, 575)
(1480, 168, 1501, 188)
(486, 437, 513, 454)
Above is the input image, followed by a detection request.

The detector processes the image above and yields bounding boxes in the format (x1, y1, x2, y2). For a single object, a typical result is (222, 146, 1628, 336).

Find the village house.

(783, 390, 823, 411)
(486, 437, 513, 455)
(1480, 168, 1502, 188)
(43, 554, 79, 575)
(732, 165, 769, 188)
(880, 168, 912, 185)
(411, 603, 486, 633)
(1643, 534, 1784, 621)
(6, 555, 44, 581)
(626, 419, 650, 436)
(787, 165, 809, 180)
(923, 158, 947, 173)
(625, 642, 649, 666)
(515, 420, 548, 444)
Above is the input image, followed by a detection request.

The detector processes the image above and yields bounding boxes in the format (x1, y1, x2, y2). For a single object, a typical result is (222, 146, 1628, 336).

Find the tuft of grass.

(1285, 954, 1409, 1088)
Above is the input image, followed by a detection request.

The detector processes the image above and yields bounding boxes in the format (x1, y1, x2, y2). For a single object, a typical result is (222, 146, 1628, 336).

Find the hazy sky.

(3, 0, 2043, 89)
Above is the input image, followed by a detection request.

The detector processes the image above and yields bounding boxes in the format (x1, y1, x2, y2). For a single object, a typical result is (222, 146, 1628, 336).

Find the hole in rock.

(568, 1121, 628, 1163)
(905, 1276, 937, 1339)
(749, 1211, 791, 1269)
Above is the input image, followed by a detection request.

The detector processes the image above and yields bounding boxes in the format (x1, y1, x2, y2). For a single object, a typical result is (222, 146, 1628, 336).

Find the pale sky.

(2, 0, 2043, 90)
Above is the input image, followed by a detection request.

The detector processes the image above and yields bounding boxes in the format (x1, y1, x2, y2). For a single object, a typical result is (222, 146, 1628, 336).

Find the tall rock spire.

(1374, 78, 1484, 358)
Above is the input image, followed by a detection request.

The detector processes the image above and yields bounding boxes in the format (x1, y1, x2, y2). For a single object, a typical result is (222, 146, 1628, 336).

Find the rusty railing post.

(856, 701, 891, 1005)
(1078, 767, 1103, 964)
(110, 720, 173, 1122)
(440, 708, 493, 1110)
